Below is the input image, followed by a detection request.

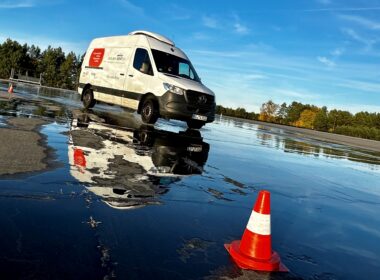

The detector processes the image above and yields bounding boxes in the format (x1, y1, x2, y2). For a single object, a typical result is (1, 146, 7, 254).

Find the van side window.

(133, 48, 153, 75)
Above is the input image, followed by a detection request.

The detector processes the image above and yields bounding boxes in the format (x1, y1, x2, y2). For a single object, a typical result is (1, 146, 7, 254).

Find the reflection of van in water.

(78, 31, 216, 129)
(68, 116, 210, 209)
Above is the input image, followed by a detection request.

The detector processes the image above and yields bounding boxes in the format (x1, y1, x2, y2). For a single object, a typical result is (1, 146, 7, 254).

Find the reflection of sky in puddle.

(41, 122, 70, 162)
(0, 115, 6, 126)
(211, 118, 380, 173)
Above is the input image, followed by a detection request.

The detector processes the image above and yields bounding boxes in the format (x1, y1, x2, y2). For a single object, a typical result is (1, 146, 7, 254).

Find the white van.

(78, 31, 216, 129)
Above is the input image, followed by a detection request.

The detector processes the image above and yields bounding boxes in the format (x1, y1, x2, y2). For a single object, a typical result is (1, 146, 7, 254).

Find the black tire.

(138, 130, 155, 147)
(184, 129, 201, 138)
(141, 98, 159, 124)
(82, 88, 96, 109)
(187, 120, 205, 129)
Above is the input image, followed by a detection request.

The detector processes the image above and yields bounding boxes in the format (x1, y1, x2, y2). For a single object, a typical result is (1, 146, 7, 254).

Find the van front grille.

(185, 90, 215, 107)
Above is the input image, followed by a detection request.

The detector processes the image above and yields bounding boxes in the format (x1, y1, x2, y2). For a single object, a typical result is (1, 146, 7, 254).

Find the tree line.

(217, 101, 380, 141)
(0, 38, 83, 90)
(216, 105, 259, 120)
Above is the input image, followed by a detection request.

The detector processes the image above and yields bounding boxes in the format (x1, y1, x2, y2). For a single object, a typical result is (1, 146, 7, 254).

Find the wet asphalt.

(0, 82, 380, 280)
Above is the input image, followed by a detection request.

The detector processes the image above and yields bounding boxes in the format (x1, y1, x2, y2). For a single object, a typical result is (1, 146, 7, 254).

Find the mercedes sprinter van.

(78, 31, 216, 129)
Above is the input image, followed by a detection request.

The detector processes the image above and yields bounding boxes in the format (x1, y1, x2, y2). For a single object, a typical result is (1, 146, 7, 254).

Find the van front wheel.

(187, 120, 205, 129)
(83, 88, 96, 109)
(141, 98, 158, 124)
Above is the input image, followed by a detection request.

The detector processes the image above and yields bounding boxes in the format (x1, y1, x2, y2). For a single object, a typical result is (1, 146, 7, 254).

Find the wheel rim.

(140, 132, 148, 143)
(84, 92, 91, 105)
(143, 103, 152, 119)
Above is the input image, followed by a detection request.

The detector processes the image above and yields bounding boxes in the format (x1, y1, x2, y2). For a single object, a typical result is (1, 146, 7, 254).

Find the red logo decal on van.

(73, 148, 86, 168)
(89, 48, 105, 67)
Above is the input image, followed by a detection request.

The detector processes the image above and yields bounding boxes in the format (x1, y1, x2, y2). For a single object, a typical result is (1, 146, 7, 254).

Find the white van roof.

(88, 31, 188, 60)
(129, 30, 174, 46)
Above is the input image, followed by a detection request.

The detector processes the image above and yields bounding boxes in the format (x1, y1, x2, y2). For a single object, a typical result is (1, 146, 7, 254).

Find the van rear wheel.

(83, 88, 96, 109)
(141, 98, 159, 124)
(187, 120, 205, 129)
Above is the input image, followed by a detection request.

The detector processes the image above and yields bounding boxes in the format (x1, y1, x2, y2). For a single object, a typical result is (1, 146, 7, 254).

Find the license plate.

(187, 145, 203, 152)
(192, 114, 207, 121)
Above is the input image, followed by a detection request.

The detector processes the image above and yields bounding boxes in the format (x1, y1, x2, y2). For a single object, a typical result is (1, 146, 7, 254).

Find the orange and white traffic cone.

(8, 83, 14, 94)
(225, 190, 288, 272)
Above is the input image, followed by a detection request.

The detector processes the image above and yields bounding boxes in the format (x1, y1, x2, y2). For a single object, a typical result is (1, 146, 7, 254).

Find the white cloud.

(317, 56, 335, 67)
(243, 74, 268, 80)
(273, 88, 321, 100)
(201, 13, 249, 35)
(234, 22, 249, 35)
(339, 15, 380, 30)
(304, 7, 380, 12)
(117, 0, 162, 25)
(0, 0, 34, 8)
(331, 48, 344, 56)
(336, 80, 380, 93)
(342, 28, 362, 41)
(231, 13, 250, 35)
(341, 28, 376, 49)
(342, 28, 378, 51)
(202, 15, 218, 29)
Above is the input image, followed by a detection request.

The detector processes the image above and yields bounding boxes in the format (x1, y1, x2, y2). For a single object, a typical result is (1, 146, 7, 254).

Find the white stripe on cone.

(246, 211, 271, 235)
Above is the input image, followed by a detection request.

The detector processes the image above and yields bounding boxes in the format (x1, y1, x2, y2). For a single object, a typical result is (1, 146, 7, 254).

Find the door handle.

(128, 74, 134, 77)
(120, 73, 125, 76)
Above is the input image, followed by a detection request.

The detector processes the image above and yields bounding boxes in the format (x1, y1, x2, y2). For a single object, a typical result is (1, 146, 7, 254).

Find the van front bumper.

(158, 91, 216, 122)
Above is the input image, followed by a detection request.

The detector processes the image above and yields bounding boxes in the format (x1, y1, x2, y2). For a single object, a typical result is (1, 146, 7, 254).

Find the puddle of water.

(0, 81, 380, 279)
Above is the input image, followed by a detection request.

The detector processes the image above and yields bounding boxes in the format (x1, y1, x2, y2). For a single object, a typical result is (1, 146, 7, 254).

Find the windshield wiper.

(163, 73, 179, 78)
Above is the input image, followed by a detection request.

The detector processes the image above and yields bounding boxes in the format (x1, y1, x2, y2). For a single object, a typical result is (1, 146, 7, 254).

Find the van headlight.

(157, 166, 171, 173)
(149, 166, 171, 174)
(163, 83, 185, 96)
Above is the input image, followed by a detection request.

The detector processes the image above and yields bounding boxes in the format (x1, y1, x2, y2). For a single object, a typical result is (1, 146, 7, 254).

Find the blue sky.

(1, 0, 380, 113)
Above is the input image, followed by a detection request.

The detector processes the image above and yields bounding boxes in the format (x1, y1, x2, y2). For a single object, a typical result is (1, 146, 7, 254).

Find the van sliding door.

(101, 48, 131, 106)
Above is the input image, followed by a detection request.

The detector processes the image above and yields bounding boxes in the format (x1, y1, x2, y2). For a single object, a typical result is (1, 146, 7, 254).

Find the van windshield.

(151, 49, 201, 82)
